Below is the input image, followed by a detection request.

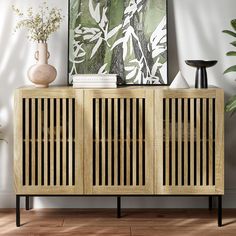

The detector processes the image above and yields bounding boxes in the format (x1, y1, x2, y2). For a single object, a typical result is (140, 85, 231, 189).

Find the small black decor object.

(185, 60, 217, 88)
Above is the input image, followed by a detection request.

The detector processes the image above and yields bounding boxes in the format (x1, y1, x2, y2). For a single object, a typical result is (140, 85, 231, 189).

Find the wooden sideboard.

(14, 86, 224, 226)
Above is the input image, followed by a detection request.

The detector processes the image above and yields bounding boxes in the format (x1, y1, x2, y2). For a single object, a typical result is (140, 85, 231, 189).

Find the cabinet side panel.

(215, 90, 224, 194)
(14, 90, 23, 193)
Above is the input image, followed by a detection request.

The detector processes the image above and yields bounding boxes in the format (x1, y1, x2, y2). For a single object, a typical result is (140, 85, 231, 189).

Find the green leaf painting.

(68, 0, 167, 85)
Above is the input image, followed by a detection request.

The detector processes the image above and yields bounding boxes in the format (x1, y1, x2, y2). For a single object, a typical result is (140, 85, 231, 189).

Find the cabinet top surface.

(16, 85, 223, 92)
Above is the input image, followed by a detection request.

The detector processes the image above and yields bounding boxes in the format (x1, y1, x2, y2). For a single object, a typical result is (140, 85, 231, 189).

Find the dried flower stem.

(12, 1, 64, 43)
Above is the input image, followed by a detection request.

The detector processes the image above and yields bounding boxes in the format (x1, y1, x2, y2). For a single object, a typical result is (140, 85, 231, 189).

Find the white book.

(72, 74, 117, 83)
(73, 82, 117, 86)
(73, 74, 117, 78)
(73, 83, 117, 88)
(73, 78, 117, 83)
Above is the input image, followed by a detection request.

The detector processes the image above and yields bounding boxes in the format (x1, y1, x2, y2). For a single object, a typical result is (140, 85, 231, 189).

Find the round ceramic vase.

(28, 43, 57, 88)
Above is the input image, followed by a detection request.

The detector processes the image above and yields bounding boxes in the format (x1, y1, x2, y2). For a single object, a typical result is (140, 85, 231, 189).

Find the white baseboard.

(1, 189, 236, 208)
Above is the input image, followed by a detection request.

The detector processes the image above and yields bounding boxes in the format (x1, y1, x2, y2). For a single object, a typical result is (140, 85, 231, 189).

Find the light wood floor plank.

(0, 209, 235, 236)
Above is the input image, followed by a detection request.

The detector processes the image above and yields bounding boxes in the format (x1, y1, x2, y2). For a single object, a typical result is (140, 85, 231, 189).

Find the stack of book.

(72, 74, 118, 88)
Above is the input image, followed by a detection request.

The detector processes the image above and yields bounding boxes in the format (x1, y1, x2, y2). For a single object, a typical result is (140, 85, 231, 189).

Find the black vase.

(185, 60, 217, 88)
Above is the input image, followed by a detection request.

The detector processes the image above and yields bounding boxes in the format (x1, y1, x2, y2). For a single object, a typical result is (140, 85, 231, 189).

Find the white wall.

(0, 0, 236, 208)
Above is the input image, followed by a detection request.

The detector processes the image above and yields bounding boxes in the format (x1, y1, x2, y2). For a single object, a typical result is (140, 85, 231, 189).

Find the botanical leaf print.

(98, 63, 108, 74)
(69, 0, 167, 84)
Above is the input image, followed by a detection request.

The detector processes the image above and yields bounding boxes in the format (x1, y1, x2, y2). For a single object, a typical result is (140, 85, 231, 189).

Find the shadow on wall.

(0, 2, 27, 192)
(0, 0, 68, 194)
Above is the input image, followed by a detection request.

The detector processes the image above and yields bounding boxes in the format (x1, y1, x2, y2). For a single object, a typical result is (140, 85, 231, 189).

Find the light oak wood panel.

(84, 89, 154, 194)
(155, 89, 224, 195)
(215, 90, 224, 194)
(177, 98, 182, 186)
(14, 90, 84, 194)
(14, 87, 223, 196)
(56, 99, 61, 186)
(184, 99, 188, 186)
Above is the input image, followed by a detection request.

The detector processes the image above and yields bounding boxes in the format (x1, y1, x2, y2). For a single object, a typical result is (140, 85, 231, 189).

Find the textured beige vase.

(28, 43, 57, 88)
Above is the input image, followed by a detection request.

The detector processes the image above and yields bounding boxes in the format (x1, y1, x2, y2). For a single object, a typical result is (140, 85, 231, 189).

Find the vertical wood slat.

(126, 99, 131, 186)
(139, 99, 143, 186)
(68, 99, 73, 186)
(196, 99, 201, 185)
(165, 99, 170, 185)
(209, 99, 213, 185)
(133, 99, 137, 186)
(184, 99, 188, 185)
(120, 99, 124, 185)
(114, 99, 118, 186)
(202, 99, 207, 186)
(38, 99, 42, 185)
(25, 99, 30, 186)
(95, 99, 100, 186)
(178, 99, 182, 186)
(62, 99, 67, 185)
(102, 99, 106, 186)
(31, 99, 36, 186)
(171, 99, 176, 186)
(50, 99, 54, 185)
(190, 99, 195, 186)
(75, 93, 83, 192)
(108, 99, 112, 186)
(56, 99, 61, 186)
(44, 99, 48, 186)
(155, 90, 163, 193)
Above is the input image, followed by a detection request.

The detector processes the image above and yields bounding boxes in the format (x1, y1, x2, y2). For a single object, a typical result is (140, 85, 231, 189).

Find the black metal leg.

(16, 195, 20, 227)
(117, 197, 121, 218)
(26, 196, 30, 210)
(218, 196, 222, 227)
(209, 196, 213, 211)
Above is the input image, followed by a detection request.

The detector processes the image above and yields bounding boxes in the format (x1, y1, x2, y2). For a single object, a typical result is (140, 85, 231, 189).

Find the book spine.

(73, 78, 117, 83)
(73, 84, 117, 88)
(72, 74, 117, 77)
(72, 75, 117, 81)
(73, 81, 117, 85)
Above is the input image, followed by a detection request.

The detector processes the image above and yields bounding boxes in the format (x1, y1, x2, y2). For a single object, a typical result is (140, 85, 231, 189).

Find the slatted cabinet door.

(84, 89, 154, 194)
(14, 88, 83, 194)
(155, 89, 224, 195)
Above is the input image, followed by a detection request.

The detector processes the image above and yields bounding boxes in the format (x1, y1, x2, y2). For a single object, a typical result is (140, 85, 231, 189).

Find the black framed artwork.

(68, 0, 168, 85)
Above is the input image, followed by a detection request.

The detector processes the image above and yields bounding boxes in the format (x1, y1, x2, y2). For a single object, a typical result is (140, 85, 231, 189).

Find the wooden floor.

(0, 209, 236, 235)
